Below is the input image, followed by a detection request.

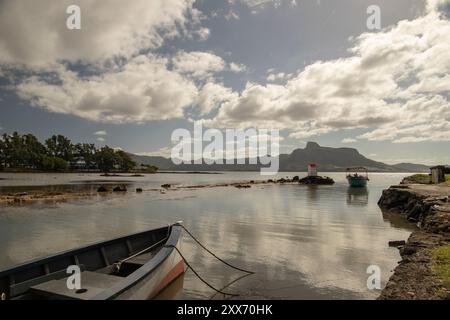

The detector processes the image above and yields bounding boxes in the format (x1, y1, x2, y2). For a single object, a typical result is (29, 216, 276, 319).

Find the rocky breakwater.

(298, 175, 335, 185)
(378, 184, 450, 300)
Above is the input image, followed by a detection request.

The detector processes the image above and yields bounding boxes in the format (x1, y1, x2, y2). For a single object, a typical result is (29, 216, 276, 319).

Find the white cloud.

(205, 2, 450, 143)
(172, 51, 227, 80)
(96, 137, 105, 142)
(136, 147, 173, 158)
(231, 0, 297, 13)
(225, 10, 240, 21)
(230, 62, 246, 73)
(342, 138, 357, 144)
(195, 82, 237, 115)
(267, 72, 292, 82)
(15, 55, 198, 123)
(0, 0, 198, 68)
(172, 51, 246, 80)
(94, 130, 107, 136)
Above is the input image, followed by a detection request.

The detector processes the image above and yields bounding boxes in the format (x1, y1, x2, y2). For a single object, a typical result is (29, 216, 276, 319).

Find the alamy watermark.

(366, 265, 381, 290)
(171, 122, 280, 175)
(66, 265, 82, 290)
(367, 5, 381, 30)
(66, 5, 81, 30)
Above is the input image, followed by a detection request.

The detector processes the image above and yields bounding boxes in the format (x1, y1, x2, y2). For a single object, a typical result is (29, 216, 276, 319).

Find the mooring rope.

(115, 223, 255, 297)
(165, 244, 240, 297)
(179, 225, 255, 275)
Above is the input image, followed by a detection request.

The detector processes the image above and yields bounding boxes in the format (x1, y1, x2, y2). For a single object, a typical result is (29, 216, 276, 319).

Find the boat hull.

(347, 176, 368, 188)
(0, 224, 186, 300)
(113, 233, 185, 300)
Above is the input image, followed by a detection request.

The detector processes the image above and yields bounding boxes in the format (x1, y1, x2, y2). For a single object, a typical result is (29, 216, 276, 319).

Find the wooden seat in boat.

(29, 271, 122, 300)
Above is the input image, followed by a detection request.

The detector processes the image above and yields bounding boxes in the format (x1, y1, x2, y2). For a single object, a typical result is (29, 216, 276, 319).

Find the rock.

(113, 185, 127, 192)
(389, 240, 406, 247)
(97, 186, 108, 192)
(298, 176, 335, 185)
(292, 176, 300, 182)
(161, 184, 171, 189)
(267, 179, 274, 183)
(136, 188, 143, 193)
(400, 245, 418, 256)
(235, 184, 251, 189)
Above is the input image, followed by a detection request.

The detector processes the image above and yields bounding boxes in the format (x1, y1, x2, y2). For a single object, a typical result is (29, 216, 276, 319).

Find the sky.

(0, 0, 449, 165)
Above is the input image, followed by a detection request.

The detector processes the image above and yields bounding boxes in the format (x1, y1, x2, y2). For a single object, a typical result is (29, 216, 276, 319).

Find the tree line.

(0, 132, 155, 173)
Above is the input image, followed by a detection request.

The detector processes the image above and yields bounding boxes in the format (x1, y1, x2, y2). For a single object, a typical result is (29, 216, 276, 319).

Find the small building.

(69, 157, 86, 171)
(308, 163, 318, 177)
(430, 166, 446, 184)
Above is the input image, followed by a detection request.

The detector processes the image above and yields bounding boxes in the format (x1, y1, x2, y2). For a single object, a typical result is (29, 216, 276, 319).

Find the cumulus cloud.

(195, 82, 237, 115)
(2, 0, 449, 146)
(0, 0, 199, 68)
(266, 72, 293, 82)
(94, 130, 107, 136)
(172, 51, 227, 80)
(172, 51, 246, 80)
(206, 1, 450, 143)
(230, 0, 297, 13)
(342, 138, 357, 144)
(15, 55, 198, 123)
(230, 62, 247, 73)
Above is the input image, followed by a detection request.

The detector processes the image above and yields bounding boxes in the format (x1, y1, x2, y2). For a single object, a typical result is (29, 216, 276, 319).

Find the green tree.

(0, 137, 5, 170)
(141, 164, 158, 173)
(41, 156, 68, 172)
(95, 146, 117, 173)
(45, 135, 73, 161)
(115, 150, 136, 172)
(23, 134, 46, 169)
(73, 143, 97, 169)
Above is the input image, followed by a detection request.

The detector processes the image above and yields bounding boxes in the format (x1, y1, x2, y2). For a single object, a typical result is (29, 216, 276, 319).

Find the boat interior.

(0, 226, 171, 300)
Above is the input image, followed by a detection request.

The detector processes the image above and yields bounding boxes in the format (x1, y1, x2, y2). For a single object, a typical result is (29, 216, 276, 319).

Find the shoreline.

(378, 183, 450, 300)
(0, 190, 99, 205)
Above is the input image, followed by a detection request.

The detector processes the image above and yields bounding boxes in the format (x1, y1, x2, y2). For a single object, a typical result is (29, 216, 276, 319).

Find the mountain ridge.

(129, 142, 431, 173)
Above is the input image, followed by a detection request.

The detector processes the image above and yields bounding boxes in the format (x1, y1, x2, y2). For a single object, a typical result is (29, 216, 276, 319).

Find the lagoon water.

(0, 172, 415, 299)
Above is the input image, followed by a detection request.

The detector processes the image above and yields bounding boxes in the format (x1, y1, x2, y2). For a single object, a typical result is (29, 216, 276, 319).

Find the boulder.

(97, 186, 108, 192)
(298, 176, 335, 185)
(136, 188, 143, 193)
(389, 240, 406, 247)
(161, 184, 171, 189)
(113, 185, 127, 192)
(235, 184, 251, 189)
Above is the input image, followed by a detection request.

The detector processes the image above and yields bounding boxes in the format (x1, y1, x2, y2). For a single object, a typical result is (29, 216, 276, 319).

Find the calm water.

(0, 172, 415, 300)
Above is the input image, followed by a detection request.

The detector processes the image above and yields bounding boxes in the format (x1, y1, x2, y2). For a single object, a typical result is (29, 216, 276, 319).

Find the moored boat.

(346, 167, 369, 188)
(0, 223, 185, 300)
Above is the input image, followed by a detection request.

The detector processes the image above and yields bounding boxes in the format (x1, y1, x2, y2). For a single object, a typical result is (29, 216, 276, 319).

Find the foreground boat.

(0, 223, 185, 300)
(346, 167, 369, 188)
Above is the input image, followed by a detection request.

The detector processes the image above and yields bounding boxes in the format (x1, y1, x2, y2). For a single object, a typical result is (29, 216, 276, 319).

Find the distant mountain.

(129, 154, 174, 169)
(128, 142, 431, 173)
(391, 163, 430, 173)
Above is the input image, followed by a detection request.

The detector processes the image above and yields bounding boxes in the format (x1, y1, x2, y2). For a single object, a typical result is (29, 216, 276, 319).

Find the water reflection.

(346, 187, 369, 206)
(0, 172, 413, 300)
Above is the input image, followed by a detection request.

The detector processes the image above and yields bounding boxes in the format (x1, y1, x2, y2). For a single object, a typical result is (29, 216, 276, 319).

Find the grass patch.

(408, 174, 431, 184)
(446, 174, 450, 182)
(432, 245, 450, 291)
